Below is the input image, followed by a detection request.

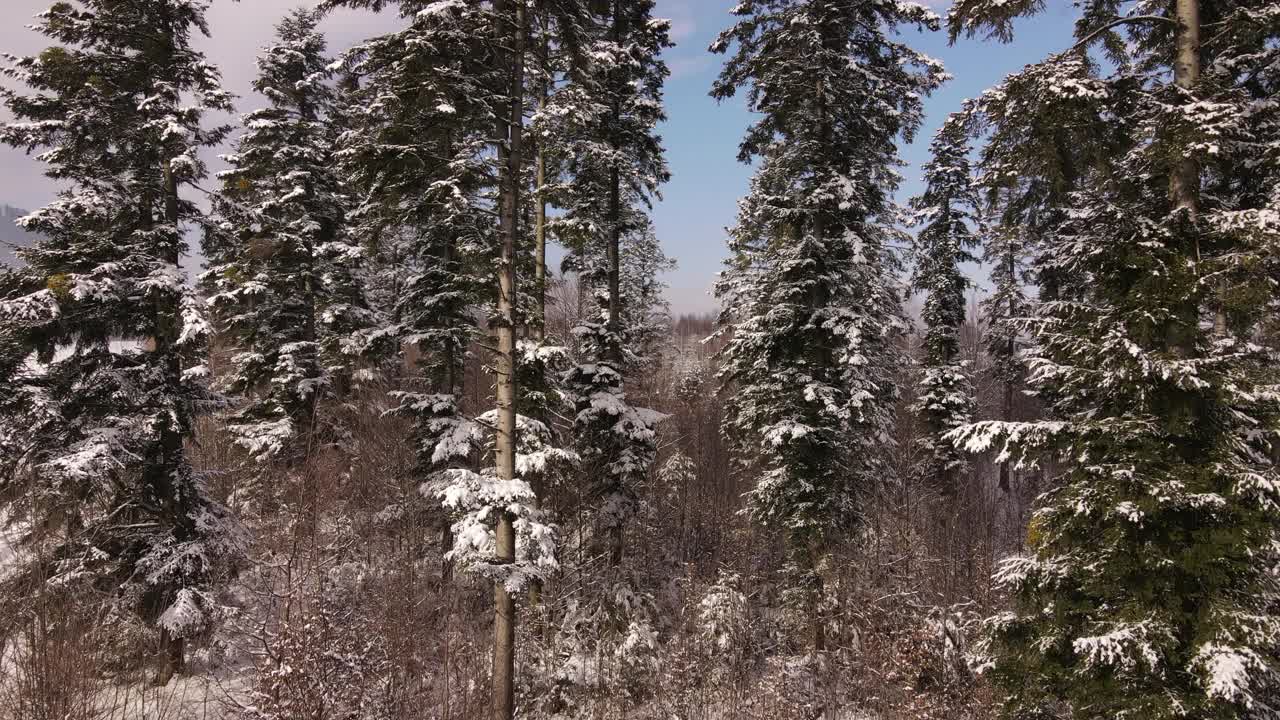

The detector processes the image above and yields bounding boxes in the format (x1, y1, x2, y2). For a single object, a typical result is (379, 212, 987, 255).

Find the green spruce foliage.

(949, 1, 1280, 716)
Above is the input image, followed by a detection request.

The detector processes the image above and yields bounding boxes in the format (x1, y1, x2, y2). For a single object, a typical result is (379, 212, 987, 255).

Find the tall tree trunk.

(997, 380, 1013, 493)
(1170, 0, 1200, 217)
(534, 28, 550, 345)
(152, 157, 187, 687)
(604, 0, 627, 568)
(998, 249, 1015, 495)
(805, 538, 828, 653)
(156, 629, 185, 686)
(441, 236, 458, 585)
(298, 94, 320, 440)
(528, 26, 549, 608)
(149, 18, 193, 686)
(1169, 1, 1220, 342)
(802, 18, 836, 657)
(158, 159, 182, 359)
(605, 0, 624, 360)
(492, 1, 525, 718)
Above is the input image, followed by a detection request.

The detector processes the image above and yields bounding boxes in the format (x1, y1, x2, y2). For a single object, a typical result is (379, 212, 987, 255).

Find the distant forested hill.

(0, 205, 35, 266)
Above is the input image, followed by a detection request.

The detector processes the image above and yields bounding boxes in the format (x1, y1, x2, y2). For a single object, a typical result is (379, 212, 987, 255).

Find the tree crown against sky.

(0, 0, 1081, 316)
(0, 2, 1275, 719)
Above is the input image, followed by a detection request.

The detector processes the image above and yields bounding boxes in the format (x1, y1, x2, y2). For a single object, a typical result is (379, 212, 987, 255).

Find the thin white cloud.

(668, 54, 714, 80)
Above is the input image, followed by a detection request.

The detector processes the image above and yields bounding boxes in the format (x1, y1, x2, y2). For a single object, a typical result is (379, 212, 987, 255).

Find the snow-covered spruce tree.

(515, 5, 673, 707)
(908, 110, 980, 500)
(618, 218, 676, 386)
(206, 8, 374, 465)
(523, 0, 589, 329)
(967, 51, 1105, 499)
(978, 198, 1032, 495)
(488, 2, 528, 713)
(512, 333, 574, 566)
(514, 4, 593, 611)
(0, 0, 246, 683)
(558, 0, 672, 568)
(0, 270, 33, 493)
(328, 3, 558, 716)
(325, 0, 495, 532)
(711, 0, 945, 651)
(536, 214, 673, 711)
(948, 1, 1280, 717)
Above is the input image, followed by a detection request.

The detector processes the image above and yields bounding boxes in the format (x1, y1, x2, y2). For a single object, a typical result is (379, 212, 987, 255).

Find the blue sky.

(0, 0, 1079, 314)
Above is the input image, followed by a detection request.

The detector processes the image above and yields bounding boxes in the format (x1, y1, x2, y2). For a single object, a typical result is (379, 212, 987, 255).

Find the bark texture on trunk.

(1169, 1, 1221, 341)
(492, 1, 525, 718)
(805, 538, 828, 653)
(154, 629, 185, 686)
(1170, 0, 1200, 218)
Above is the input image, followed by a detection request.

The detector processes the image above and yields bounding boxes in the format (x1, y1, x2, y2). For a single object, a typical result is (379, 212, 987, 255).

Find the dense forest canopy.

(0, 1, 1277, 719)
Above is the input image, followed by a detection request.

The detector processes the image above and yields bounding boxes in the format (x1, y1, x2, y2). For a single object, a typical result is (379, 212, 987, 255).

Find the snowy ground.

(0, 511, 20, 594)
(0, 512, 258, 720)
(0, 521, 14, 580)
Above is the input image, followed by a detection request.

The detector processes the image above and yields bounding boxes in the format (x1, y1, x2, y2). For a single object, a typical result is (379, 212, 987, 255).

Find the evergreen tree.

(325, 4, 568, 716)
(950, 1, 1280, 716)
(326, 0, 496, 530)
(909, 110, 980, 499)
(489, 2, 526, 713)
(557, 0, 672, 567)
(710, 0, 945, 650)
(0, 0, 246, 682)
(618, 217, 675, 384)
(514, 6, 674, 702)
(968, 50, 1105, 497)
(978, 198, 1032, 494)
(0, 270, 38, 502)
(516, 2, 591, 584)
(206, 8, 373, 464)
